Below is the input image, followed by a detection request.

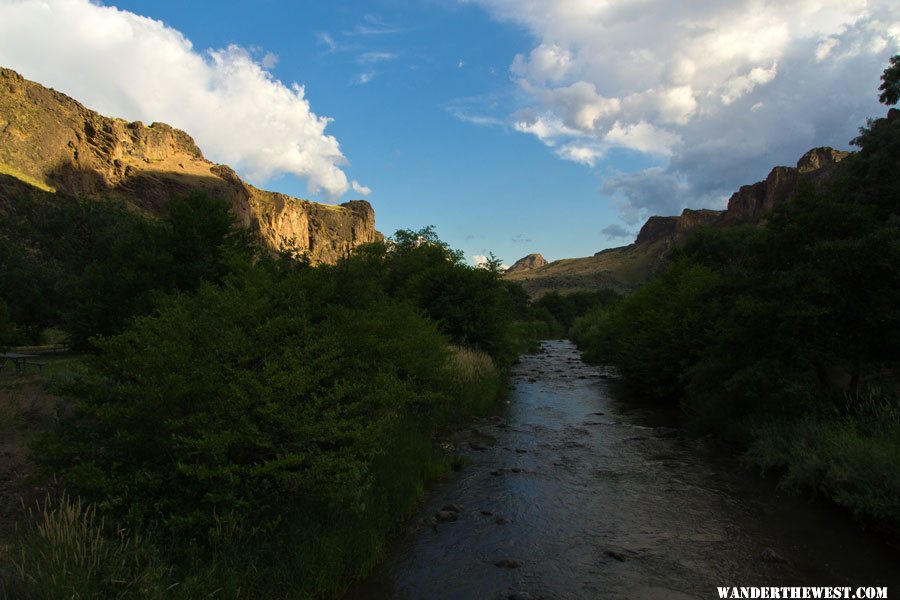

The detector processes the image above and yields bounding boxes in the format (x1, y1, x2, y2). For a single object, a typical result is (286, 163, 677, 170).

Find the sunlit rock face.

(0, 67, 380, 263)
(507, 253, 549, 274)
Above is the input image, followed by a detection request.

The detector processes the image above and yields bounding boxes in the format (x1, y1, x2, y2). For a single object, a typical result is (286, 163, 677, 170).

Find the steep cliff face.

(634, 147, 849, 246)
(0, 67, 379, 263)
(506, 253, 548, 274)
(722, 147, 849, 225)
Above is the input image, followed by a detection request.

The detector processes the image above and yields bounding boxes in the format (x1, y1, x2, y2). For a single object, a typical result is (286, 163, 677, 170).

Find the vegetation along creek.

(349, 341, 900, 600)
(0, 4, 898, 597)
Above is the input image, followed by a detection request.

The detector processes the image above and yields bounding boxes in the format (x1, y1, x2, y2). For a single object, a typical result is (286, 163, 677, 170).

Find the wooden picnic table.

(0, 353, 39, 375)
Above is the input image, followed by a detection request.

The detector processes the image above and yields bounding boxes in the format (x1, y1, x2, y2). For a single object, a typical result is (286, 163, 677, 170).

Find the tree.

(879, 54, 900, 106)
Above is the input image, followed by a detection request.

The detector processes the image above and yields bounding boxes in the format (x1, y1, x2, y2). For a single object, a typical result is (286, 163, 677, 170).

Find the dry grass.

(447, 345, 496, 384)
(444, 346, 502, 416)
(7, 493, 172, 598)
(503, 239, 666, 298)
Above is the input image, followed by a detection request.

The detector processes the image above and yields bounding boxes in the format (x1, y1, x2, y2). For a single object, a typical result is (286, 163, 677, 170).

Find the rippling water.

(346, 340, 899, 600)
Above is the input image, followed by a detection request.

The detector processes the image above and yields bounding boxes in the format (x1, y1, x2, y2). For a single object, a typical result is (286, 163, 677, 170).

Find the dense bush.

(319, 226, 528, 366)
(16, 219, 524, 596)
(531, 289, 621, 335)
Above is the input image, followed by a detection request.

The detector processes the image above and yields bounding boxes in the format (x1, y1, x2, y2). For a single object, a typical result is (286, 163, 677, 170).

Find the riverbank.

(348, 341, 900, 600)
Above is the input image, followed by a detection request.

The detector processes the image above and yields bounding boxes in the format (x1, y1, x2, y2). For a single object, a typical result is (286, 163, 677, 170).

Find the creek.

(347, 340, 899, 599)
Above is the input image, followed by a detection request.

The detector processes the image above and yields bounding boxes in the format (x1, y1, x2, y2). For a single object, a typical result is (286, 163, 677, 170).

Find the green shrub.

(34, 279, 452, 544)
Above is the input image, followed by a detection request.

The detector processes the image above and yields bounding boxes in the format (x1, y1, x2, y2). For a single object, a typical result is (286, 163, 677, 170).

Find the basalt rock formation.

(506, 147, 850, 297)
(633, 147, 849, 248)
(506, 253, 548, 274)
(0, 67, 379, 263)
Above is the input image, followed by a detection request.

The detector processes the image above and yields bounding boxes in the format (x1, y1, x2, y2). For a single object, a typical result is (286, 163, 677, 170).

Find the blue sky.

(1, 0, 898, 265)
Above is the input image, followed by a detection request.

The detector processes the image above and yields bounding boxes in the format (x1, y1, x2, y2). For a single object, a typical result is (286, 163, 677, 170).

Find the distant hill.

(0, 67, 380, 263)
(505, 147, 849, 297)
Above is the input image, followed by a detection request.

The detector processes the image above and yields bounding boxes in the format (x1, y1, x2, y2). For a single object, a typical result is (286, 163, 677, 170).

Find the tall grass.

(446, 345, 502, 415)
(7, 493, 172, 599)
(746, 386, 900, 531)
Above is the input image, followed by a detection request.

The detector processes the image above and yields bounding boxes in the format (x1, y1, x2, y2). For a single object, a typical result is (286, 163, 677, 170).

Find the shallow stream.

(347, 340, 899, 599)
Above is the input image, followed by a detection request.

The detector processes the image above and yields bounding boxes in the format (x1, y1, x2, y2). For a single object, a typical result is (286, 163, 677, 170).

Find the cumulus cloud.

(351, 180, 372, 195)
(465, 0, 900, 222)
(472, 254, 508, 270)
(0, 0, 363, 199)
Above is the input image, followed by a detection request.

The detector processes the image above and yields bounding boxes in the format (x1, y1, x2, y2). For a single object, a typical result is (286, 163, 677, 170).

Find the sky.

(0, 0, 898, 266)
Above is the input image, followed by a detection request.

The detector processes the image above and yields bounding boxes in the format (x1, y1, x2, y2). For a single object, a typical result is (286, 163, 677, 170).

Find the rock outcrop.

(634, 147, 849, 247)
(506, 253, 548, 274)
(506, 146, 850, 298)
(0, 67, 379, 263)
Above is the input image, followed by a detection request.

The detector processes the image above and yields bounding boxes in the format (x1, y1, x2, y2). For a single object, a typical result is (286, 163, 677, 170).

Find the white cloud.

(513, 110, 582, 143)
(0, 0, 354, 199)
(605, 121, 681, 156)
(465, 0, 900, 221)
(351, 15, 406, 37)
(358, 51, 397, 64)
(512, 43, 574, 83)
(720, 62, 778, 105)
(556, 143, 604, 166)
(354, 71, 376, 85)
(471, 255, 508, 270)
(447, 107, 504, 127)
(351, 180, 372, 195)
(815, 37, 840, 61)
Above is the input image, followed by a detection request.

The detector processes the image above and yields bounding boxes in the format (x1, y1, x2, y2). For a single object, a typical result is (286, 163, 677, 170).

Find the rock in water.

(493, 559, 522, 569)
(435, 510, 458, 523)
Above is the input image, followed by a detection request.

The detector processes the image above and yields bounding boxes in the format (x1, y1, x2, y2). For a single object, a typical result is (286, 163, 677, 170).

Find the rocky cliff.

(633, 147, 849, 248)
(506, 253, 548, 274)
(506, 146, 850, 297)
(0, 67, 379, 263)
